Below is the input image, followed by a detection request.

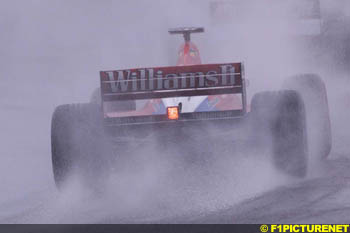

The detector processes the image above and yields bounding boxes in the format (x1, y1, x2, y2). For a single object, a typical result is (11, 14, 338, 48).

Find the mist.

(1, 0, 350, 223)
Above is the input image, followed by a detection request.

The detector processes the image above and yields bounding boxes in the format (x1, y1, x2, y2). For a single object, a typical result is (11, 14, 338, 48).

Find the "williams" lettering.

(104, 64, 238, 93)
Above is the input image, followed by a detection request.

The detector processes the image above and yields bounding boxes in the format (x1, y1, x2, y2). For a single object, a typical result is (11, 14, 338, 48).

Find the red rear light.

(167, 106, 179, 120)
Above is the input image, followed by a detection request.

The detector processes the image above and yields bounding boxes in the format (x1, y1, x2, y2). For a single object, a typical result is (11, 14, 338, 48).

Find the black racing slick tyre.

(251, 90, 308, 177)
(51, 103, 110, 191)
(284, 74, 332, 160)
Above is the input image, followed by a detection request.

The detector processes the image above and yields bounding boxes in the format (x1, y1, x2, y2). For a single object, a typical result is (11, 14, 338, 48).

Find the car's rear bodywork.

(100, 62, 247, 130)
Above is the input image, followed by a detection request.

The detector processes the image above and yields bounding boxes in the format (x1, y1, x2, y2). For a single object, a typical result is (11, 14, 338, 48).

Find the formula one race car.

(51, 27, 332, 190)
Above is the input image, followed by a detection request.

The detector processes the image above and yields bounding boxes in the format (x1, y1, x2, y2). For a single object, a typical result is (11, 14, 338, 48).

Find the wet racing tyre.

(284, 74, 332, 160)
(251, 90, 308, 177)
(51, 103, 110, 191)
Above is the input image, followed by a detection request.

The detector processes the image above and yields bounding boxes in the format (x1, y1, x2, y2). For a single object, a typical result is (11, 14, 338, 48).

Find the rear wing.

(168, 27, 204, 42)
(100, 62, 247, 120)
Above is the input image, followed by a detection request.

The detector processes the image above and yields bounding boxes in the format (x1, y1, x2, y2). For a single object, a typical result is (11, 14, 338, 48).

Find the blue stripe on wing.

(195, 97, 218, 112)
(153, 101, 167, 115)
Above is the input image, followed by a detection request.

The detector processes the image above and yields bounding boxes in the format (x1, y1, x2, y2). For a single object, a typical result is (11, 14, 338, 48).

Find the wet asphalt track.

(165, 156, 350, 223)
(1, 150, 350, 223)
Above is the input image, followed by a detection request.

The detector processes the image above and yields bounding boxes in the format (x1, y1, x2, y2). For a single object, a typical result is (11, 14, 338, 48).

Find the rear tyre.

(251, 90, 308, 177)
(51, 103, 110, 192)
(284, 74, 332, 160)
